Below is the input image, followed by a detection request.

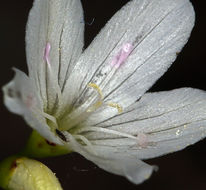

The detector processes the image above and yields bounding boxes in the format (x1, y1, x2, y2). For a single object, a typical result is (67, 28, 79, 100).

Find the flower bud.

(0, 156, 63, 190)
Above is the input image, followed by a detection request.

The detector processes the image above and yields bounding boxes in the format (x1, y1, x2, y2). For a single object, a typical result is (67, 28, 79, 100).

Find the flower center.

(57, 82, 123, 131)
(42, 82, 141, 147)
(41, 42, 144, 149)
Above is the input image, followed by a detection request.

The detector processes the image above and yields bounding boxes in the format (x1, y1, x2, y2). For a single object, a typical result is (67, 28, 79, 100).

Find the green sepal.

(20, 130, 71, 158)
(0, 155, 19, 189)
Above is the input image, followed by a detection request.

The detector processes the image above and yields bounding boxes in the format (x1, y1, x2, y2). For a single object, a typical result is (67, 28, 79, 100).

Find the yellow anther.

(88, 83, 103, 99)
(86, 100, 103, 113)
(107, 102, 123, 113)
(87, 83, 123, 114)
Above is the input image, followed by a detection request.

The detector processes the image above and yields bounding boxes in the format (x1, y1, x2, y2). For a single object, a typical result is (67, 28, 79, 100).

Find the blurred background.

(0, 0, 205, 189)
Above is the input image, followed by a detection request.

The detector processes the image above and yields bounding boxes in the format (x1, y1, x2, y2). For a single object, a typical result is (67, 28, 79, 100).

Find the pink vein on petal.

(111, 43, 134, 68)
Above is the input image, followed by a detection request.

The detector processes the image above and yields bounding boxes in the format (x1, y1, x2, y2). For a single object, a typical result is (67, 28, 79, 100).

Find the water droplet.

(176, 129, 181, 136)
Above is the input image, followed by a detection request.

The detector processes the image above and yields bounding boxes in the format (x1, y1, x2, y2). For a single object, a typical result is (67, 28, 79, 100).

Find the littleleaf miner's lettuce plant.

(3, 0, 206, 184)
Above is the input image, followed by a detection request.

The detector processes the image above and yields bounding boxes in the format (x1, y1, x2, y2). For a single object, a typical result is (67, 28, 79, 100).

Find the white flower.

(3, 0, 206, 184)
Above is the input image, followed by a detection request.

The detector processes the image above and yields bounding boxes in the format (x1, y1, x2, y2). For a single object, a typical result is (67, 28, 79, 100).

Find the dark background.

(0, 0, 205, 189)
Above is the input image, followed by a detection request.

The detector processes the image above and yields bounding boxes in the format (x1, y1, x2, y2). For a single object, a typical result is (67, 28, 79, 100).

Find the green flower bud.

(0, 156, 19, 189)
(0, 156, 63, 190)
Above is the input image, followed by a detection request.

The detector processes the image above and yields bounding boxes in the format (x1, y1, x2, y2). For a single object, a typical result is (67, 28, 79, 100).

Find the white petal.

(23, 110, 62, 145)
(3, 69, 41, 114)
(63, 0, 195, 111)
(26, 0, 84, 105)
(2, 69, 61, 144)
(86, 88, 206, 159)
(94, 155, 156, 185)
(64, 133, 155, 184)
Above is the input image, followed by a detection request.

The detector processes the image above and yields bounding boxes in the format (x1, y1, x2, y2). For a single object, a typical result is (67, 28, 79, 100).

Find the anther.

(86, 83, 104, 112)
(87, 83, 123, 113)
(44, 42, 51, 67)
(111, 43, 133, 68)
(88, 83, 103, 99)
(86, 101, 103, 113)
(107, 102, 123, 113)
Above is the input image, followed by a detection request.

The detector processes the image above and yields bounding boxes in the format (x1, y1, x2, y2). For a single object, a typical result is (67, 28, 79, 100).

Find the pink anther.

(137, 133, 149, 148)
(25, 94, 34, 108)
(44, 42, 51, 66)
(111, 43, 133, 68)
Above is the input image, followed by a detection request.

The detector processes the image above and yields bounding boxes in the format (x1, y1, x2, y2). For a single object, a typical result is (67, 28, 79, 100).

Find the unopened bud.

(0, 156, 63, 190)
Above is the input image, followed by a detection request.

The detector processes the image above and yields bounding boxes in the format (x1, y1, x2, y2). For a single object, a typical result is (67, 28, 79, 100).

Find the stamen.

(76, 127, 137, 140)
(73, 135, 97, 155)
(88, 83, 103, 99)
(136, 133, 149, 148)
(62, 132, 98, 157)
(87, 83, 123, 113)
(25, 94, 34, 108)
(86, 101, 103, 113)
(107, 102, 123, 113)
(111, 43, 133, 68)
(86, 83, 104, 112)
(42, 111, 57, 126)
(44, 42, 51, 67)
(59, 83, 122, 131)
(43, 42, 63, 112)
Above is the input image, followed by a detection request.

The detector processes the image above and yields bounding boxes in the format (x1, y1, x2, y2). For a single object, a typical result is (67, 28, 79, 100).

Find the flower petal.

(26, 0, 84, 105)
(64, 133, 156, 184)
(63, 0, 195, 110)
(3, 69, 42, 114)
(86, 88, 206, 159)
(2, 69, 61, 144)
(91, 155, 156, 185)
